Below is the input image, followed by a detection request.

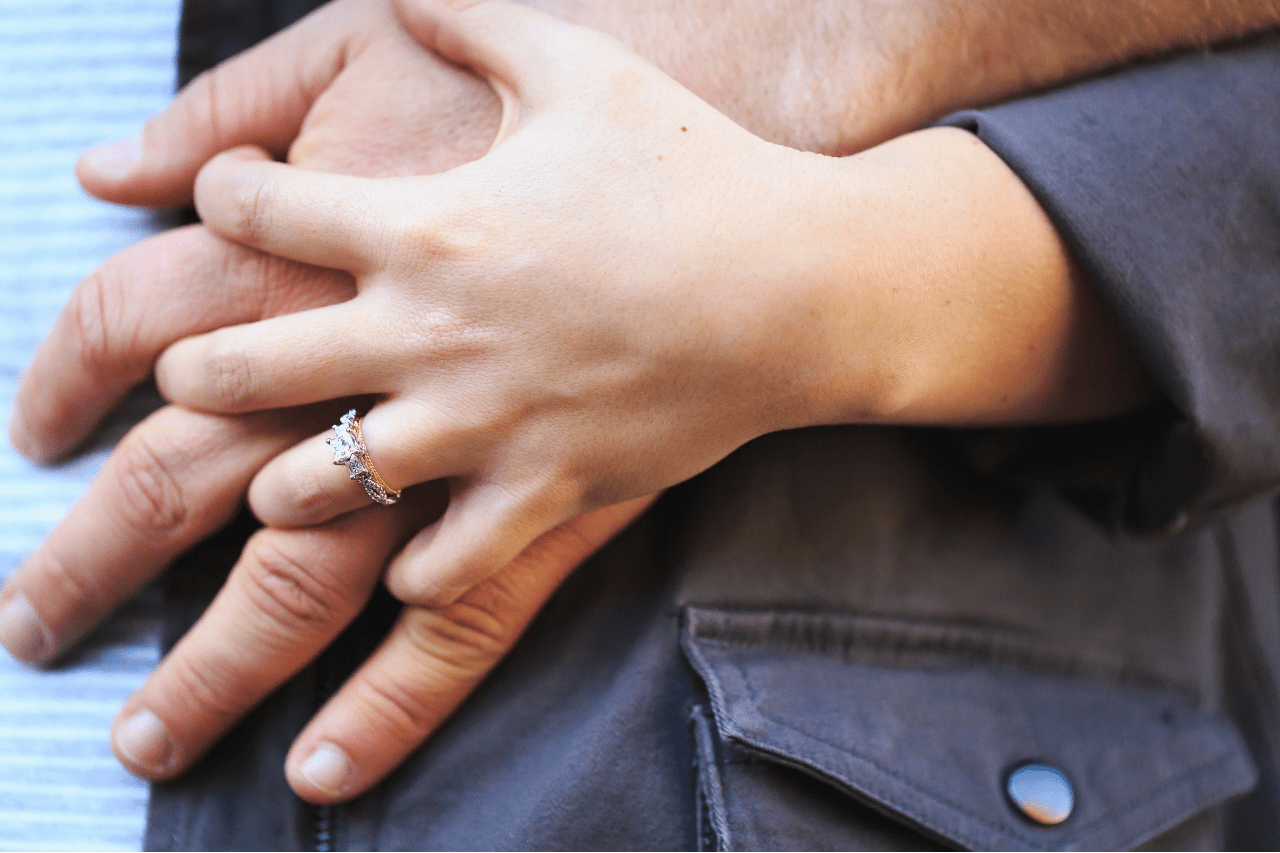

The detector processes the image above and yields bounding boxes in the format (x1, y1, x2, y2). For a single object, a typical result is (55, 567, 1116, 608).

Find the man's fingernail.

(8, 414, 39, 460)
(80, 136, 141, 182)
(0, 593, 53, 663)
(301, 743, 354, 796)
(115, 709, 174, 775)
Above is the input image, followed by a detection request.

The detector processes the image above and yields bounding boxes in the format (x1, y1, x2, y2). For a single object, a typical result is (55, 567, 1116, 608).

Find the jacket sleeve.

(938, 34, 1280, 534)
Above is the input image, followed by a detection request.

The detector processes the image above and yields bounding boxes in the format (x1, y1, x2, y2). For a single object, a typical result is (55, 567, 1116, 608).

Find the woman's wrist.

(783, 127, 1154, 431)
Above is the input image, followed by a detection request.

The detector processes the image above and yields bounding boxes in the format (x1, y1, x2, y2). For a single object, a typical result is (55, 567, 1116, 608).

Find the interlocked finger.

(10, 225, 353, 464)
(193, 146, 397, 272)
(248, 397, 473, 528)
(110, 487, 447, 782)
(0, 406, 321, 664)
(284, 495, 654, 803)
(385, 477, 579, 606)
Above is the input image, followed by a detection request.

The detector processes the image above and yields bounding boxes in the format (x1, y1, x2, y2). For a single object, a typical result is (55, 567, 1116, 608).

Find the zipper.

(311, 804, 336, 853)
(304, 587, 403, 851)
(308, 643, 345, 852)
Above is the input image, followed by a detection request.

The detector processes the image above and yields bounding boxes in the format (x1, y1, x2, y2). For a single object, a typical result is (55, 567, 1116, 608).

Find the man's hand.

(69, 0, 1280, 202)
(113, 490, 651, 802)
(4, 0, 1279, 807)
(3, 0, 918, 804)
(0, 0, 639, 805)
(0, 209, 653, 802)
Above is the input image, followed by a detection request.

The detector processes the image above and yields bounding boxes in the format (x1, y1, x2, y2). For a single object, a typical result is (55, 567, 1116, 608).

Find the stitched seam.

(684, 615, 992, 848)
(690, 613, 1191, 695)
(725, 653, 1245, 847)
(690, 705, 733, 851)
(726, 654, 1036, 848)
(1218, 524, 1280, 726)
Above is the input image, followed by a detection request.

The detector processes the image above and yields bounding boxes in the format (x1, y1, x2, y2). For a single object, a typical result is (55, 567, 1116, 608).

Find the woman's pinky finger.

(284, 495, 656, 804)
(384, 478, 589, 607)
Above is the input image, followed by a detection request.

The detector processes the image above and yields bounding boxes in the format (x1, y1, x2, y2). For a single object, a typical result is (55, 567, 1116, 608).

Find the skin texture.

(1, 0, 652, 803)
(172, 122, 1147, 613)
(1, 0, 1277, 806)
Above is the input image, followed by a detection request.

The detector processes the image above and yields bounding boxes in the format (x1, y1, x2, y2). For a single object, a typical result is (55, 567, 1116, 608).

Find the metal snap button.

(1006, 763, 1074, 825)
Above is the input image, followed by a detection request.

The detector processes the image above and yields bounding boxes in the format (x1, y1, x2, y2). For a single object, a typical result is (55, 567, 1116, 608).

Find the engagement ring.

(328, 409, 401, 506)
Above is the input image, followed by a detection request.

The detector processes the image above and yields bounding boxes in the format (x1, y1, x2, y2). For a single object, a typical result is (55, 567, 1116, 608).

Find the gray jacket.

(146, 9, 1280, 850)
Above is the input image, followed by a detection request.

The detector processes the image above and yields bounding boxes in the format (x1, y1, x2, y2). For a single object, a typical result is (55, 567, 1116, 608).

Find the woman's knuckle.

(228, 171, 277, 245)
(112, 431, 190, 537)
(395, 208, 442, 245)
(409, 309, 486, 359)
(390, 563, 469, 608)
(286, 464, 340, 518)
(390, 205, 475, 266)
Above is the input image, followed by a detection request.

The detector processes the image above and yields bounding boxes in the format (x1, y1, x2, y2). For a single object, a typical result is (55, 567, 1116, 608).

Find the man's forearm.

(545, 0, 1280, 156)
(896, 0, 1280, 137)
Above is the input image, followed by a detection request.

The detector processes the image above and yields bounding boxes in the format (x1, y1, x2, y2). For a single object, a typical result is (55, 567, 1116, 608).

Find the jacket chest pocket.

(682, 608, 1255, 851)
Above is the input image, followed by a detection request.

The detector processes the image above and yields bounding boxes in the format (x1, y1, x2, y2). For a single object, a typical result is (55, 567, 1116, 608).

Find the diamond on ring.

(327, 409, 401, 506)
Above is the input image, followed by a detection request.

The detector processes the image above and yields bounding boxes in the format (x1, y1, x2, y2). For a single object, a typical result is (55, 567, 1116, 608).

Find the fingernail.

(0, 594, 53, 663)
(80, 136, 141, 182)
(115, 709, 174, 775)
(301, 743, 354, 796)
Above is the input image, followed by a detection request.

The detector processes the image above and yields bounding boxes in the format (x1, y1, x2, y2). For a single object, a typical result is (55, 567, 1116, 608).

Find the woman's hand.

(0, 0, 653, 806)
(157, 0, 856, 606)
(163, 0, 1155, 610)
(3, 0, 1158, 806)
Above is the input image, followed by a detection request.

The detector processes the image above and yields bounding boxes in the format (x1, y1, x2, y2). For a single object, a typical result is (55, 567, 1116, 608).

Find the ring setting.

(328, 409, 401, 506)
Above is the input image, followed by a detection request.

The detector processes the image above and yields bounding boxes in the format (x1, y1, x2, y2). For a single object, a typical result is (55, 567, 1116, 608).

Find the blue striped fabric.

(0, 1, 181, 849)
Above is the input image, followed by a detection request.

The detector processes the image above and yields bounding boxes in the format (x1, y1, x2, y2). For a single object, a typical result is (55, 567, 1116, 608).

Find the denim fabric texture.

(144, 7, 1280, 850)
(944, 37, 1280, 537)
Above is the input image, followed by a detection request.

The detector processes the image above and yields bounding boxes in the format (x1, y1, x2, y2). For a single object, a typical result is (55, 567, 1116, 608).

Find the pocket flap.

(683, 608, 1257, 851)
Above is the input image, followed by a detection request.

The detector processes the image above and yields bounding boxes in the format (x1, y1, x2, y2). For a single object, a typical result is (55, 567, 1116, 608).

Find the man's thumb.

(77, 0, 362, 208)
